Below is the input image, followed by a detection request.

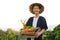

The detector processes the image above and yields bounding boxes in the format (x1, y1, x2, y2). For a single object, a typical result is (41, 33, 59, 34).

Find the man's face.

(33, 6, 40, 14)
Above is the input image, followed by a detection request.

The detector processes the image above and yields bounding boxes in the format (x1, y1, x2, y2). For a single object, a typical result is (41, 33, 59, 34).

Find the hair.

(29, 3, 44, 14)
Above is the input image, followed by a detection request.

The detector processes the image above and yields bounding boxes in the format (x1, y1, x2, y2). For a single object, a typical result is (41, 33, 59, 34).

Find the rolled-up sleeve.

(41, 17, 48, 30)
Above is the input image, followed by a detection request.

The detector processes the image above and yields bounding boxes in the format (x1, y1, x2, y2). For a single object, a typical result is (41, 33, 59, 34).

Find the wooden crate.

(20, 27, 41, 38)
(20, 32, 37, 38)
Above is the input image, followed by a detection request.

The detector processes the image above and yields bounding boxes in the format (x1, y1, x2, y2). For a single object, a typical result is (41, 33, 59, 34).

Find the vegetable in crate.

(20, 20, 41, 32)
(20, 26, 41, 32)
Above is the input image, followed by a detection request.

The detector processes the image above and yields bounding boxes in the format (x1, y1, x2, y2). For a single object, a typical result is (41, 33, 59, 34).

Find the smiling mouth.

(34, 11, 39, 12)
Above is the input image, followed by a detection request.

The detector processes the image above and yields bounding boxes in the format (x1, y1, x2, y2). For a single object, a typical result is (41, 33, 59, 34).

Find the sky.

(0, 0, 60, 31)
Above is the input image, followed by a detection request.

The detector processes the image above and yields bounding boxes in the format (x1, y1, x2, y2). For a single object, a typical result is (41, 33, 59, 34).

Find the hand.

(35, 32, 41, 38)
(35, 29, 45, 38)
(35, 27, 39, 29)
(34, 27, 39, 31)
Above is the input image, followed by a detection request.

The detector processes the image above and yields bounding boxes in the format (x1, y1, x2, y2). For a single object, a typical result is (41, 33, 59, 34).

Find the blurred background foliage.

(42, 24, 60, 40)
(0, 24, 60, 40)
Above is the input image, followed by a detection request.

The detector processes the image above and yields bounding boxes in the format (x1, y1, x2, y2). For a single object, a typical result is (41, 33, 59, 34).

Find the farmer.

(26, 3, 48, 40)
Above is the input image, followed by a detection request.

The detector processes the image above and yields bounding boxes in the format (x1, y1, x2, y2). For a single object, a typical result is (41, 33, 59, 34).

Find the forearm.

(39, 29, 45, 35)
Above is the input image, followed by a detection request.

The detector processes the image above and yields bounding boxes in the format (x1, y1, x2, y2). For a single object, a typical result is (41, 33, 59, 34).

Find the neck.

(35, 14, 39, 18)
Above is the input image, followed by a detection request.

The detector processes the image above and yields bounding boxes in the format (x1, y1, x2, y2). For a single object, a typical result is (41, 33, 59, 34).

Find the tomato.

(27, 29, 34, 32)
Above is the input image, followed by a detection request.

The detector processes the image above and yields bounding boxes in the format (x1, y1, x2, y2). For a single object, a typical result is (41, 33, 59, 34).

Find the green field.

(0, 24, 60, 40)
